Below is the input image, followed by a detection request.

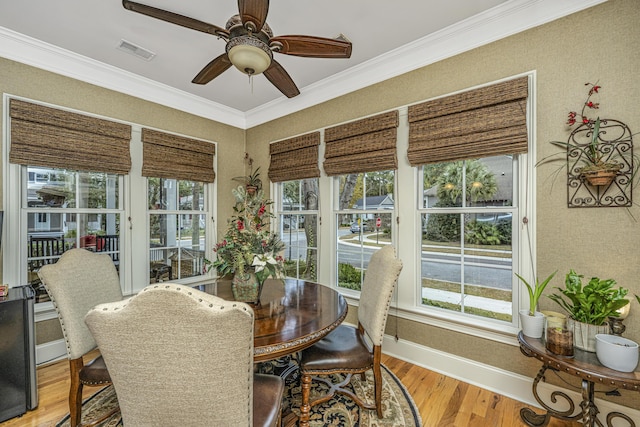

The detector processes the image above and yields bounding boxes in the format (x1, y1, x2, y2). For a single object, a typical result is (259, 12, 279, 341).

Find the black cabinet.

(0, 286, 38, 422)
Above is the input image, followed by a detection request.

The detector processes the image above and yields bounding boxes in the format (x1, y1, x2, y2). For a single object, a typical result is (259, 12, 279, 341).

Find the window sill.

(342, 293, 519, 347)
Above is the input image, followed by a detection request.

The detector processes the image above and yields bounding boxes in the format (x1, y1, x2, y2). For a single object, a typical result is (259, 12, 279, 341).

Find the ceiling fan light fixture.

(227, 35, 272, 75)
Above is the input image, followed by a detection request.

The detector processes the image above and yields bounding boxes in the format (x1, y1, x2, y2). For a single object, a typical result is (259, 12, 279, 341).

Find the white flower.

(252, 253, 277, 272)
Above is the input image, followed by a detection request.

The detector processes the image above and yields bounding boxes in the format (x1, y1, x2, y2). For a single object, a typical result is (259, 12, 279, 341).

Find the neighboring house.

(351, 194, 394, 221)
(423, 156, 513, 208)
(352, 194, 394, 210)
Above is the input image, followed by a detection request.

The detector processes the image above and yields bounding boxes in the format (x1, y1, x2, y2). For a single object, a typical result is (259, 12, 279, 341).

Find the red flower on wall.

(566, 82, 601, 126)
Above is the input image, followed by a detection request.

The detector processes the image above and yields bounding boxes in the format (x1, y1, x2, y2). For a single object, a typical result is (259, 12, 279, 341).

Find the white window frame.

(415, 157, 520, 327)
(332, 171, 397, 299)
(2, 96, 218, 322)
(400, 74, 536, 340)
(270, 75, 535, 344)
(273, 178, 321, 282)
(146, 177, 210, 285)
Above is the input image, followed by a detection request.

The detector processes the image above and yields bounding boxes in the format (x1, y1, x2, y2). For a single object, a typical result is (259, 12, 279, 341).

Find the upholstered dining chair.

(85, 283, 285, 427)
(38, 248, 123, 427)
(298, 245, 403, 427)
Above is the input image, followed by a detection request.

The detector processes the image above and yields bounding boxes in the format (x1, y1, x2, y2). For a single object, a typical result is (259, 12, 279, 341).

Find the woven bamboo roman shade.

(9, 99, 132, 174)
(407, 76, 529, 166)
(268, 132, 320, 182)
(141, 128, 215, 182)
(323, 110, 399, 176)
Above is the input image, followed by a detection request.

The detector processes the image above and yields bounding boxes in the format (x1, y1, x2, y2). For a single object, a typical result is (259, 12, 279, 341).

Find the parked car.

(475, 213, 513, 224)
(350, 221, 368, 233)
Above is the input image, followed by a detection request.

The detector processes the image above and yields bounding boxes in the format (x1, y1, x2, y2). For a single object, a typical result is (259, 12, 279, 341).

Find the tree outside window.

(278, 178, 319, 281)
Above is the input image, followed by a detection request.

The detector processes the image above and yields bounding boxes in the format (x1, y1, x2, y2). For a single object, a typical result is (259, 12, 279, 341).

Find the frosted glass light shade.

(228, 43, 271, 75)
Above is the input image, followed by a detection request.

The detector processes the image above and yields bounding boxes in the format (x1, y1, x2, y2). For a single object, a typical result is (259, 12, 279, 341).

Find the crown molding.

(246, 0, 606, 127)
(0, 27, 247, 129)
(0, 0, 605, 130)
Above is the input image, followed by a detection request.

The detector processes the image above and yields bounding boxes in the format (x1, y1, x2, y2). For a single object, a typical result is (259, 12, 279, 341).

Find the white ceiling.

(0, 0, 604, 128)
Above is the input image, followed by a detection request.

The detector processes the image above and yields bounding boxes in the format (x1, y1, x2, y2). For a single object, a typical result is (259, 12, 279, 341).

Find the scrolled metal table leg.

(520, 364, 581, 427)
(580, 379, 600, 427)
(606, 412, 636, 427)
(580, 380, 636, 427)
(520, 407, 552, 427)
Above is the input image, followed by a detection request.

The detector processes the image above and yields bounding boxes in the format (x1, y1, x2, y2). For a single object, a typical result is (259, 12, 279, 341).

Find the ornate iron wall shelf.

(566, 119, 634, 208)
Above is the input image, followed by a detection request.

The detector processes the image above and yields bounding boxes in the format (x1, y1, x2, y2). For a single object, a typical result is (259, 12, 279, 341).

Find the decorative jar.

(544, 313, 573, 357)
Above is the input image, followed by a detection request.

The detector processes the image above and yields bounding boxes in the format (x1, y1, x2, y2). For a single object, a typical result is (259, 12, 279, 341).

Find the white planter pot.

(569, 318, 609, 352)
(519, 309, 545, 339)
(595, 334, 639, 372)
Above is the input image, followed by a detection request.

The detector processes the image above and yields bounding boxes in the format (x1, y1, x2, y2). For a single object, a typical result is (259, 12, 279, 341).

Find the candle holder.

(607, 317, 626, 336)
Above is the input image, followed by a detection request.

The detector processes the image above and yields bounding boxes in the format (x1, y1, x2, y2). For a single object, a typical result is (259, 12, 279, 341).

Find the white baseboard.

(382, 334, 640, 424)
(36, 339, 66, 366)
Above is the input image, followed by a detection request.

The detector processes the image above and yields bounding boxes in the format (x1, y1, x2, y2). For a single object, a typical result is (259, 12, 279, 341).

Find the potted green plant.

(233, 166, 263, 195)
(515, 271, 557, 338)
(548, 269, 629, 352)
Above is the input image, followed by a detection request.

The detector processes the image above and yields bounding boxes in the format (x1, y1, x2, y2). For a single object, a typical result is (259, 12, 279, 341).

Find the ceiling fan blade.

(237, 0, 269, 33)
(192, 54, 233, 85)
(263, 60, 300, 98)
(270, 35, 352, 58)
(123, 0, 228, 39)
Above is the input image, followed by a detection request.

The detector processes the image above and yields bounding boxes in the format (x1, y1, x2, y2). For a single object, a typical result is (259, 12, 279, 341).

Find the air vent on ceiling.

(117, 39, 156, 61)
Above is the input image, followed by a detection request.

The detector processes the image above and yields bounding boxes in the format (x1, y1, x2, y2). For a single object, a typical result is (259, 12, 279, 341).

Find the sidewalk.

(343, 233, 513, 315)
(422, 288, 511, 314)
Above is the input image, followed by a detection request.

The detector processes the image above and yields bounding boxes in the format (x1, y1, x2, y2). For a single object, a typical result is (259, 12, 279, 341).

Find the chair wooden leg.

(299, 373, 312, 427)
(372, 347, 383, 418)
(69, 358, 84, 427)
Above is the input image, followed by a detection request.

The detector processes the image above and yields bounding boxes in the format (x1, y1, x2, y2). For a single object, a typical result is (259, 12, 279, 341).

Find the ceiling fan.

(122, 0, 353, 98)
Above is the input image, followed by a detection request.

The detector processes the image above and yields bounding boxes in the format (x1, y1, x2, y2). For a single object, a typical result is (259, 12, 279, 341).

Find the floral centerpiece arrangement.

(205, 183, 285, 303)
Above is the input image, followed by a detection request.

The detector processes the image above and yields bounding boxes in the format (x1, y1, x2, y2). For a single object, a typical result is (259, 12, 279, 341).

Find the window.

(24, 166, 123, 303)
(276, 178, 319, 281)
(335, 171, 395, 291)
(4, 98, 217, 310)
(419, 156, 516, 321)
(406, 75, 530, 328)
(147, 178, 207, 284)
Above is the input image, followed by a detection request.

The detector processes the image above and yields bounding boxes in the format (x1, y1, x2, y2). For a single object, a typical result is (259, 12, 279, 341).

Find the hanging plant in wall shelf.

(538, 82, 637, 208)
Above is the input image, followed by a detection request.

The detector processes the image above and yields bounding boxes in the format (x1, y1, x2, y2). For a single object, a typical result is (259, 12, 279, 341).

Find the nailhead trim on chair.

(86, 282, 258, 425)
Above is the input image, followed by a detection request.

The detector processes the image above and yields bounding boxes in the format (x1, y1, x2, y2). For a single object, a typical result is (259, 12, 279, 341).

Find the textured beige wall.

(2, 0, 638, 409)
(246, 0, 640, 408)
(0, 57, 246, 344)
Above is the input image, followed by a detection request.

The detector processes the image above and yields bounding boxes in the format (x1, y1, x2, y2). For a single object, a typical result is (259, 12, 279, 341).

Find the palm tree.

(436, 160, 498, 206)
(424, 160, 499, 243)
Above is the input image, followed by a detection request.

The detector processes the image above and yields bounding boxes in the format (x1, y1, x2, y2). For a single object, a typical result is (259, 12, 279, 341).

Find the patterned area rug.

(57, 357, 421, 427)
(56, 385, 121, 427)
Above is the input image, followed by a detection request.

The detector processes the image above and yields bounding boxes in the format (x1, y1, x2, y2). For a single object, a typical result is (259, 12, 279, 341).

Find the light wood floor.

(1, 351, 579, 427)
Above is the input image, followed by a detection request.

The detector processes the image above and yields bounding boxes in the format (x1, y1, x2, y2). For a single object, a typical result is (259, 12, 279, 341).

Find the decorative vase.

(568, 318, 610, 352)
(519, 309, 545, 339)
(231, 271, 263, 304)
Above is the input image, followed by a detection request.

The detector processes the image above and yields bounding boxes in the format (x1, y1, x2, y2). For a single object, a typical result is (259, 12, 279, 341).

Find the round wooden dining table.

(192, 278, 348, 362)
